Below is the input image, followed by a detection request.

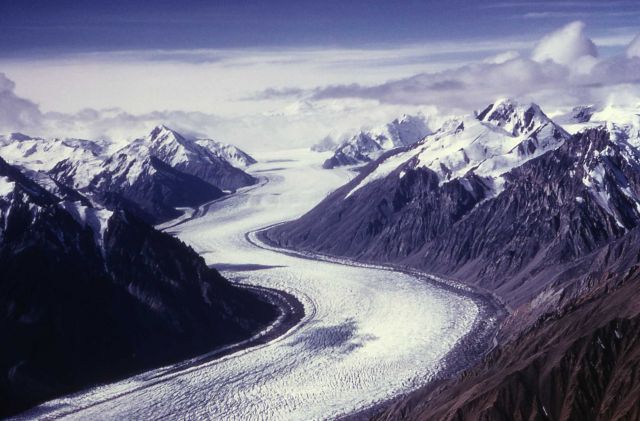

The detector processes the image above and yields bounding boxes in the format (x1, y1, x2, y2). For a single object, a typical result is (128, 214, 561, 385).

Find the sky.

(0, 0, 639, 151)
(1, 0, 638, 53)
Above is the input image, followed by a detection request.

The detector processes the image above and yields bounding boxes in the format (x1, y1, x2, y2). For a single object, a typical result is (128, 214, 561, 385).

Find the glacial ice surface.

(17, 149, 479, 421)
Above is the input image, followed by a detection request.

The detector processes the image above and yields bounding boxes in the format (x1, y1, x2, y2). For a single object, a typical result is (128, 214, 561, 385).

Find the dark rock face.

(271, 156, 491, 261)
(90, 156, 225, 224)
(172, 157, 255, 192)
(412, 128, 640, 304)
(322, 149, 371, 169)
(0, 157, 277, 417)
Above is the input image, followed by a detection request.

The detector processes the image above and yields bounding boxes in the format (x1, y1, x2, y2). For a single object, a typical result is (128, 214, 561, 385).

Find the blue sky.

(1, 0, 639, 55)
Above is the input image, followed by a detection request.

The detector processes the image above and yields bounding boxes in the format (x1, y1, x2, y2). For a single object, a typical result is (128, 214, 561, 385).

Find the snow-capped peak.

(323, 113, 431, 168)
(477, 98, 551, 137)
(146, 125, 193, 152)
(92, 125, 256, 194)
(148, 124, 183, 142)
(139, 125, 210, 169)
(345, 102, 570, 198)
(144, 125, 257, 167)
(587, 104, 640, 147)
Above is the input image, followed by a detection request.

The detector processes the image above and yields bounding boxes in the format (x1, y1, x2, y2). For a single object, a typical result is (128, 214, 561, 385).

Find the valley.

(13, 150, 498, 420)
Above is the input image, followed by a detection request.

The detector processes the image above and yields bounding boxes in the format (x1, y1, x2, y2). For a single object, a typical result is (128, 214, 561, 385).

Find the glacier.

(14, 149, 486, 421)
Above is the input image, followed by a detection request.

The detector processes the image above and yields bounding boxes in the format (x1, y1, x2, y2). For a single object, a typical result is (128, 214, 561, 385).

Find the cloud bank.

(0, 72, 436, 152)
(531, 21, 598, 65)
(628, 34, 640, 58)
(0, 21, 639, 151)
(0, 73, 42, 131)
(296, 22, 640, 113)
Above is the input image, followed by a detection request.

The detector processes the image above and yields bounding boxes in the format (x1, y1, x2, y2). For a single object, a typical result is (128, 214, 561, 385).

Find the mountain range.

(265, 99, 640, 420)
(319, 113, 431, 169)
(0, 125, 257, 224)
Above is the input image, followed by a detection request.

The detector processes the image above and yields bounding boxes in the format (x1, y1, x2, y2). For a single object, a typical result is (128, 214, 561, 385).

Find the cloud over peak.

(531, 21, 598, 65)
(628, 33, 640, 58)
(280, 22, 640, 113)
(0, 73, 42, 131)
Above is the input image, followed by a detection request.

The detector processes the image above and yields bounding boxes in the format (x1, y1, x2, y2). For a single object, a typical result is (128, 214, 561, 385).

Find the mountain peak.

(438, 118, 465, 134)
(478, 98, 543, 120)
(148, 124, 183, 142)
(8, 132, 33, 141)
(477, 99, 551, 137)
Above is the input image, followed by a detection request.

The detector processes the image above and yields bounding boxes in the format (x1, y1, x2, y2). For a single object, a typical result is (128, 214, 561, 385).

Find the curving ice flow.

(17, 149, 480, 421)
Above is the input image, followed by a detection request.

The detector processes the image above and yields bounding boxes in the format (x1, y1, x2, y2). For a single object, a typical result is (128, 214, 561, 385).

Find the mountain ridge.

(0, 125, 259, 224)
(0, 155, 278, 417)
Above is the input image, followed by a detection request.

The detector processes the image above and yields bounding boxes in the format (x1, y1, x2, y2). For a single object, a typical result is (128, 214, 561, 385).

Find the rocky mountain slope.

(375, 225, 640, 421)
(0, 156, 277, 417)
(268, 100, 592, 305)
(51, 125, 256, 192)
(266, 100, 640, 419)
(322, 114, 430, 169)
(88, 144, 226, 223)
(136, 125, 256, 190)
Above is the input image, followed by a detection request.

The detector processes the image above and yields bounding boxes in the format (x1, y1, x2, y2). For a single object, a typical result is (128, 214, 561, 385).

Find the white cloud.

(628, 33, 640, 58)
(299, 22, 640, 115)
(531, 21, 598, 65)
(309, 58, 570, 110)
(0, 72, 42, 132)
(0, 22, 638, 152)
(0, 43, 524, 116)
(0, 72, 438, 153)
(483, 51, 521, 64)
